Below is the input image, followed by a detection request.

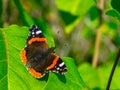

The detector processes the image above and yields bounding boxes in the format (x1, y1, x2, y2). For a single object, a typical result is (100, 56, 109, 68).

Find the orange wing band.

(46, 55, 59, 70)
(28, 37, 46, 45)
(21, 49, 27, 64)
(28, 68, 42, 78)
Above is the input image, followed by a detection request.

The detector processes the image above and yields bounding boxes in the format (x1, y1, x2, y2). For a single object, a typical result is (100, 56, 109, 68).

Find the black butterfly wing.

(46, 54, 67, 74)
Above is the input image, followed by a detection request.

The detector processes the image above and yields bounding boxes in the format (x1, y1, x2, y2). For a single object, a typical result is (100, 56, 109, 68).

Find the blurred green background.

(0, 0, 119, 66)
(1, 0, 120, 89)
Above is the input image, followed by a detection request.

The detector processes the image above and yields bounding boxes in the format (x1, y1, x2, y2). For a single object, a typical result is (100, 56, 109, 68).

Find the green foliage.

(106, 0, 120, 21)
(106, 10, 120, 21)
(0, 25, 86, 90)
(56, 0, 95, 34)
(78, 63, 100, 89)
(45, 57, 87, 90)
(0, 0, 120, 90)
(111, 0, 120, 13)
(0, 30, 7, 90)
(13, 0, 34, 26)
(56, 0, 95, 16)
(78, 63, 120, 89)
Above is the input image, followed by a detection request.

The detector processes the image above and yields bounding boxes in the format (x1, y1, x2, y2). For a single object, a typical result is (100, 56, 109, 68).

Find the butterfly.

(21, 25, 67, 78)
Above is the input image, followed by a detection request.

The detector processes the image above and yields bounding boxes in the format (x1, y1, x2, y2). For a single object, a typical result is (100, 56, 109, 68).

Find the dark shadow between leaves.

(59, 10, 78, 25)
(54, 73, 66, 83)
(36, 72, 66, 83)
(37, 73, 49, 82)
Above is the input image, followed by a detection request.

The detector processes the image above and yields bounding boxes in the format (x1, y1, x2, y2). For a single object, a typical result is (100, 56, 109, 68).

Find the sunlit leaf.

(78, 63, 120, 89)
(56, 0, 94, 16)
(56, 0, 95, 34)
(78, 63, 100, 89)
(97, 63, 120, 89)
(0, 25, 87, 90)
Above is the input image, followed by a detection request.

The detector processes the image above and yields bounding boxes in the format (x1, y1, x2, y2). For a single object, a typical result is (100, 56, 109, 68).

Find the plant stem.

(92, 27, 102, 67)
(106, 49, 120, 90)
(92, 0, 104, 68)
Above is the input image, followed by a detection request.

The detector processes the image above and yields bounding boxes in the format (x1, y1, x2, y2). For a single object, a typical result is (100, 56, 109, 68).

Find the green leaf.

(56, 0, 95, 34)
(106, 9, 120, 21)
(78, 63, 120, 89)
(111, 0, 120, 13)
(59, 9, 81, 35)
(106, 0, 120, 21)
(56, 0, 95, 16)
(0, 25, 87, 89)
(65, 17, 82, 34)
(114, 34, 120, 46)
(60, 11, 78, 25)
(78, 63, 100, 89)
(97, 64, 120, 89)
(45, 57, 87, 90)
(89, 6, 100, 21)
(0, 25, 47, 90)
(0, 30, 7, 90)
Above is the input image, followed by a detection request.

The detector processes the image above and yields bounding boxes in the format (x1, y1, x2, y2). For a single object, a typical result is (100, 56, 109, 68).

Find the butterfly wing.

(21, 25, 67, 78)
(46, 54, 67, 74)
(21, 25, 48, 78)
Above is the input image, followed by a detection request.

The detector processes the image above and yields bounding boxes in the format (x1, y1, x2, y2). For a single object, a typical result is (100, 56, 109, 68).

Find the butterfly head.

(29, 25, 39, 31)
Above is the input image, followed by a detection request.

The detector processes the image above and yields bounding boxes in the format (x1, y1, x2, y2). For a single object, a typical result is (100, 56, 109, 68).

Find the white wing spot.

(56, 67, 60, 70)
(35, 25, 38, 29)
(32, 32, 35, 35)
(59, 62, 64, 67)
(33, 35, 35, 37)
(36, 30, 42, 35)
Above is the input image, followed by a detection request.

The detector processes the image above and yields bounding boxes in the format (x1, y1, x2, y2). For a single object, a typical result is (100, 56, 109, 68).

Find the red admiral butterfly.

(21, 25, 67, 78)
